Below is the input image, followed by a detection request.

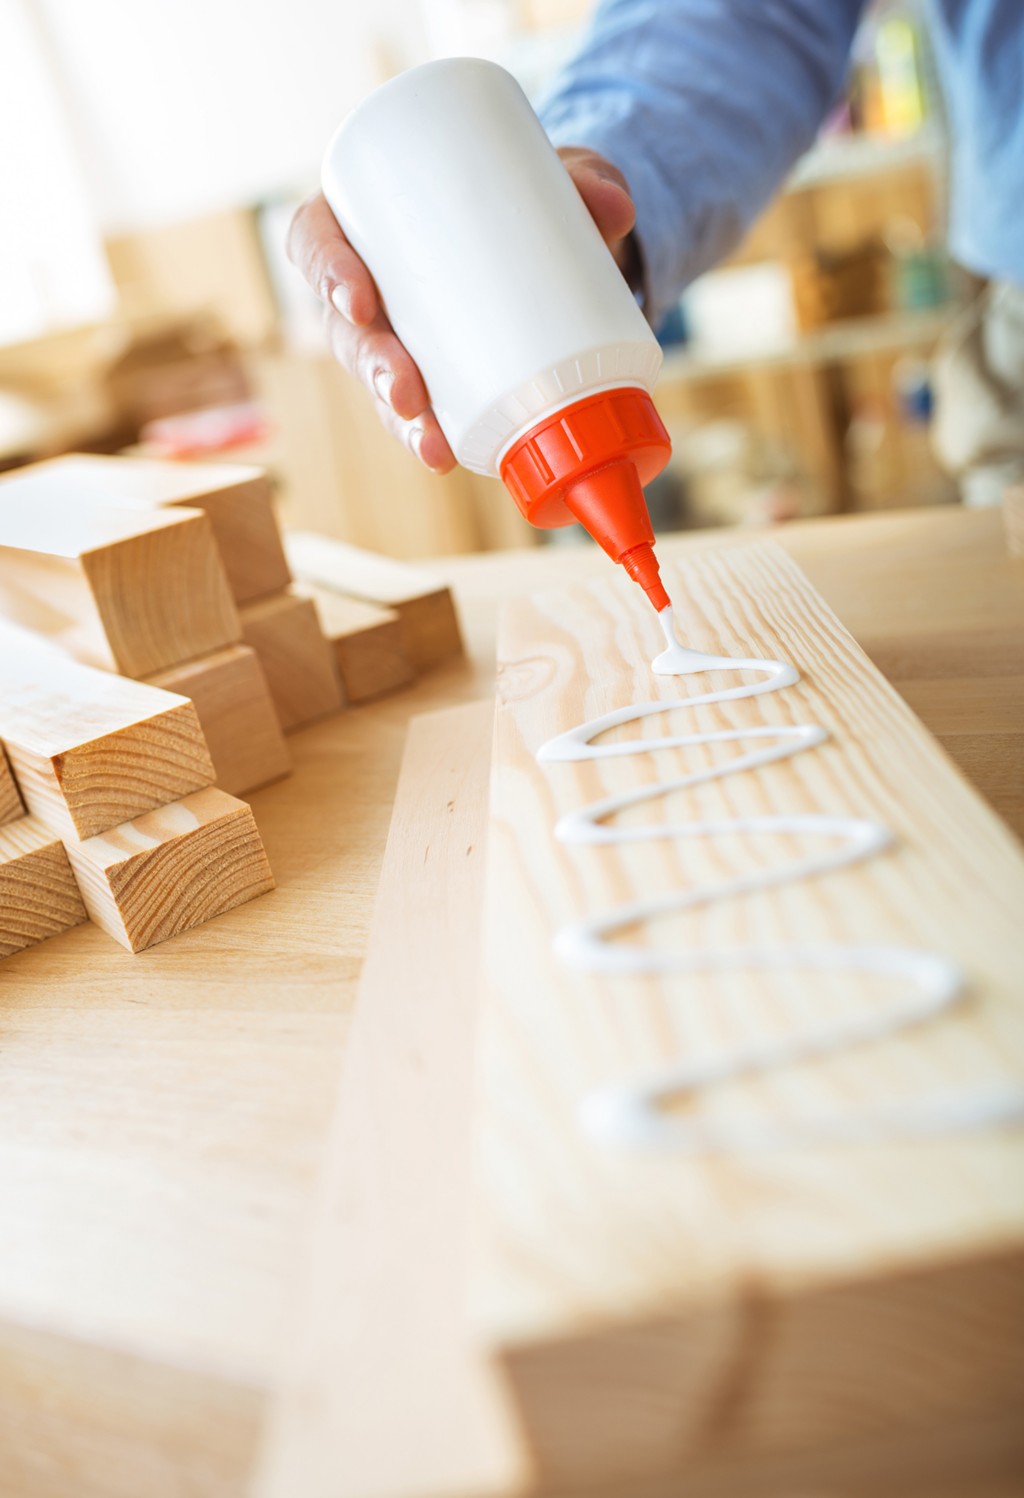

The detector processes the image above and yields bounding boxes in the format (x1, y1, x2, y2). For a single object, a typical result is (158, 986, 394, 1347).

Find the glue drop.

(321, 58, 673, 612)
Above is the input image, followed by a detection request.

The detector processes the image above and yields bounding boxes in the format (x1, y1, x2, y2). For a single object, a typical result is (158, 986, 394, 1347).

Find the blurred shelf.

(786, 124, 945, 192)
(658, 305, 958, 385)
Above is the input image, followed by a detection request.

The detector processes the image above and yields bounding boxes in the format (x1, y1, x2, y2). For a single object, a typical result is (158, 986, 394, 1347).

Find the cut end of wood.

(0, 817, 88, 959)
(80, 507, 242, 678)
(148, 645, 291, 796)
(4, 698, 216, 842)
(64, 786, 275, 953)
(284, 530, 465, 670)
(0, 453, 293, 607)
(240, 591, 345, 732)
(297, 583, 416, 703)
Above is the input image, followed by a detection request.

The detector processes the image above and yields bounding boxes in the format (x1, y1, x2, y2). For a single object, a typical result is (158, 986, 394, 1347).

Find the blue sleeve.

(539, 0, 867, 325)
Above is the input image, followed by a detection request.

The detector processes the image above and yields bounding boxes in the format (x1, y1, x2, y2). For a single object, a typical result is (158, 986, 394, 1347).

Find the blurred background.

(1, 0, 963, 560)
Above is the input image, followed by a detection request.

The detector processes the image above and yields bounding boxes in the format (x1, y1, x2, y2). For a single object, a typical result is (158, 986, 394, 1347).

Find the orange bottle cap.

(500, 386, 673, 612)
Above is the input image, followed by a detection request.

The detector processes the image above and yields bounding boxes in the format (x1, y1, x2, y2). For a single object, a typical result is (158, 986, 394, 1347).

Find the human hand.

(286, 147, 637, 475)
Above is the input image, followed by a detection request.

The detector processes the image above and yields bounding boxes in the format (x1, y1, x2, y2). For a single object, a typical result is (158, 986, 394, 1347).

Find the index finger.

(286, 192, 379, 326)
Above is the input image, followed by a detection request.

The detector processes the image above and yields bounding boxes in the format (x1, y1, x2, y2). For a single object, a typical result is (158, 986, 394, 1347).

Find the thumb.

(557, 146, 637, 251)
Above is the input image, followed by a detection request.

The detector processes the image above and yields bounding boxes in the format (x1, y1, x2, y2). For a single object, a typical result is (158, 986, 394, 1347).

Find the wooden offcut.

(0, 633, 215, 840)
(474, 541, 1024, 1491)
(65, 785, 275, 953)
(148, 644, 291, 796)
(0, 746, 23, 826)
(0, 817, 88, 959)
(240, 591, 344, 732)
(3, 455, 292, 604)
(257, 704, 516, 1498)
(285, 531, 463, 670)
(0, 496, 240, 678)
(299, 584, 415, 703)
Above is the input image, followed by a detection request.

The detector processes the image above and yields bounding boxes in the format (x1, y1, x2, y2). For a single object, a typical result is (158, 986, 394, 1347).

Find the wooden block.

(0, 745, 23, 826)
(0, 629, 216, 840)
(0, 494, 240, 678)
(239, 591, 344, 733)
(473, 542, 1024, 1491)
(0, 816, 88, 959)
(297, 583, 415, 703)
(148, 645, 291, 796)
(3, 454, 292, 604)
(64, 785, 275, 953)
(285, 531, 463, 670)
(257, 703, 520, 1498)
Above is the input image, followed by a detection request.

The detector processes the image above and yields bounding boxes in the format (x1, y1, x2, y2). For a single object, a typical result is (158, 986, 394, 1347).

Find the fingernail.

(419, 432, 451, 474)
(373, 368, 395, 407)
(407, 423, 425, 461)
(330, 284, 352, 319)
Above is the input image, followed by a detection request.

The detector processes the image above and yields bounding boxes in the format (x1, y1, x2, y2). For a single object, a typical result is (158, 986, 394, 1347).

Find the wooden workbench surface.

(0, 506, 1020, 1498)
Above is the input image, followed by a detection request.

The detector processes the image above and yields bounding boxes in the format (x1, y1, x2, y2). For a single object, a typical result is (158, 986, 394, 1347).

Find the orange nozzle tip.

(620, 542, 670, 613)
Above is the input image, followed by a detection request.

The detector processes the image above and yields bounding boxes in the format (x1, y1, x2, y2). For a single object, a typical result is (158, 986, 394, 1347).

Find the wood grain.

(148, 644, 291, 796)
(285, 531, 464, 669)
(6, 454, 292, 604)
(0, 816, 88, 959)
(64, 785, 276, 953)
(299, 583, 415, 703)
(0, 630, 216, 840)
(256, 702, 522, 1498)
(0, 510, 1018, 1498)
(0, 744, 23, 826)
(0, 490, 241, 677)
(474, 540, 1024, 1490)
(240, 592, 345, 732)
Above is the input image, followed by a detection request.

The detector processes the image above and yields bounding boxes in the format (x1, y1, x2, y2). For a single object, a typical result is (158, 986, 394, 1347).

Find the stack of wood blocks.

(0, 453, 465, 959)
(285, 529, 465, 679)
(0, 628, 273, 953)
(0, 741, 88, 960)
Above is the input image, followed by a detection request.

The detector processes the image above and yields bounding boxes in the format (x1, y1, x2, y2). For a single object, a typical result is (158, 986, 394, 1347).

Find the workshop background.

(1, 0, 959, 556)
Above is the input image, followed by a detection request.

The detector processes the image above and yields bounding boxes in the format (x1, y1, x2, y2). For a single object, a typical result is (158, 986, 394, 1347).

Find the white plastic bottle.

(322, 57, 673, 610)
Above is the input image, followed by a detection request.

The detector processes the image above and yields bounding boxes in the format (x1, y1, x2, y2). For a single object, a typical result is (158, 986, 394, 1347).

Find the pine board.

(0, 628, 215, 840)
(239, 592, 345, 732)
(4, 454, 292, 604)
(298, 583, 415, 703)
(148, 644, 291, 796)
(0, 494, 241, 678)
(257, 702, 521, 1498)
(0, 816, 88, 959)
(285, 531, 464, 669)
(65, 786, 276, 953)
(474, 540, 1024, 1490)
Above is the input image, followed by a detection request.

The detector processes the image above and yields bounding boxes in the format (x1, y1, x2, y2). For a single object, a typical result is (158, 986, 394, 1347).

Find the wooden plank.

(0, 744, 24, 826)
(257, 701, 523, 1498)
(3, 454, 292, 604)
(298, 583, 415, 703)
(64, 785, 275, 953)
(0, 628, 215, 840)
(239, 591, 345, 733)
(148, 644, 291, 796)
(0, 817, 88, 959)
(285, 531, 464, 670)
(0, 495, 241, 678)
(474, 540, 1024, 1492)
(0, 509, 1015, 1498)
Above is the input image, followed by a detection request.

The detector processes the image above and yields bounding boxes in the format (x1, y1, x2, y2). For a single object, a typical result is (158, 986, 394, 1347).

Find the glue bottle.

(322, 57, 673, 612)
